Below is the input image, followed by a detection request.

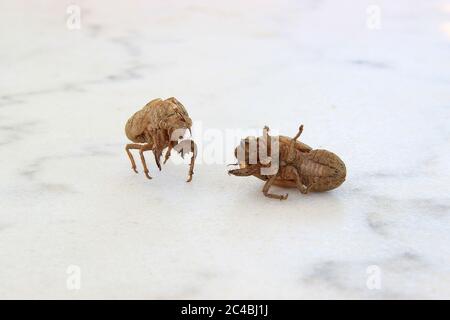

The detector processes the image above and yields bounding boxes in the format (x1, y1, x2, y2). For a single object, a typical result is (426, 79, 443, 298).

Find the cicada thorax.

(125, 97, 192, 145)
(270, 139, 309, 188)
(234, 135, 308, 184)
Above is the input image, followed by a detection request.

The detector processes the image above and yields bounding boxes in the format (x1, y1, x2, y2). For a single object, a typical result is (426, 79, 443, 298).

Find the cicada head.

(165, 97, 193, 140)
(234, 134, 276, 168)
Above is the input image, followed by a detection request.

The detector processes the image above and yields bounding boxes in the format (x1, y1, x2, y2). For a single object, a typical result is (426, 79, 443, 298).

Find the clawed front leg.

(186, 140, 197, 182)
(262, 175, 288, 200)
(153, 149, 162, 171)
(228, 164, 261, 177)
(149, 129, 163, 171)
(174, 139, 197, 182)
(163, 141, 177, 164)
(163, 147, 172, 164)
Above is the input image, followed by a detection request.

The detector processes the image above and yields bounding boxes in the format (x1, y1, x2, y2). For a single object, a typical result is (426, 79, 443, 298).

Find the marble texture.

(1, 0, 450, 299)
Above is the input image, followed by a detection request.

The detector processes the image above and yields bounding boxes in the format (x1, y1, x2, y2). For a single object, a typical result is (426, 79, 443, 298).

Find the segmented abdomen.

(299, 149, 346, 191)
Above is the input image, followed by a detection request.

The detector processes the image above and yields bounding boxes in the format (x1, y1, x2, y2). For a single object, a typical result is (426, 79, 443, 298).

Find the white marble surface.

(1, 0, 450, 299)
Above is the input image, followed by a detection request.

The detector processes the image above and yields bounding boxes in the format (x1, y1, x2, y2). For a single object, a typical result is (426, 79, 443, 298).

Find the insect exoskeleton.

(228, 125, 346, 200)
(125, 97, 197, 182)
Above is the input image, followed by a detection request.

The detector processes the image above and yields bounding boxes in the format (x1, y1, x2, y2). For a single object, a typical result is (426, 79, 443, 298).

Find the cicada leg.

(185, 140, 195, 182)
(163, 141, 177, 164)
(262, 175, 288, 200)
(125, 143, 155, 179)
(287, 124, 304, 162)
(288, 165, 309, 194)
(125, 143, 142, 173)
(139, 143, 154, 179)
(228, 165, 260, 177)
(174, 139, 197, 182)
(148, 129, 164, 171)
(153, 149, 162, 171)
